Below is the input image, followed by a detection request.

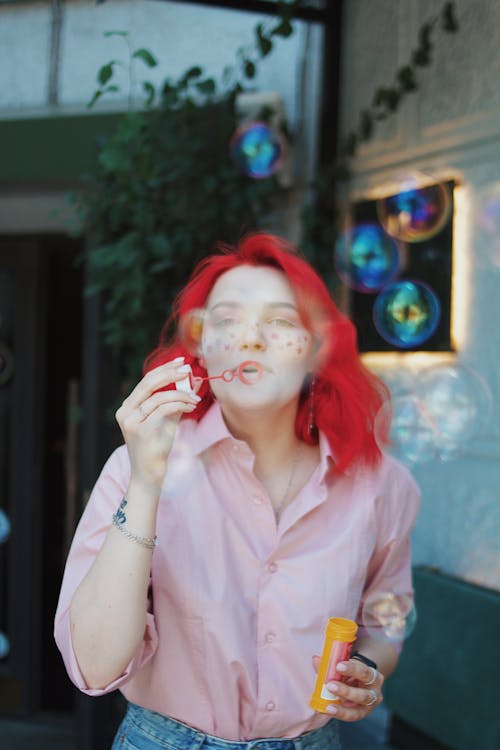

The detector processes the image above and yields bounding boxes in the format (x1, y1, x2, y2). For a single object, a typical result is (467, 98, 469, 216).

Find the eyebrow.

(209, 301, 299, 312)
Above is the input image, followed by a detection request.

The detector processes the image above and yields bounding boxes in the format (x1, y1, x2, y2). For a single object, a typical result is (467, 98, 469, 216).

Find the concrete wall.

(339, 0, 500, 590)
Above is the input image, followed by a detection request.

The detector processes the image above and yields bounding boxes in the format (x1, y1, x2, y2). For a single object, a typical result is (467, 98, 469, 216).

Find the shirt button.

(268, 562, 278, 573)
(265, 632, 276, 643)
(266, 701, 275, 711)
(252, 494, 263, 505)
(232, 444, 239, 452)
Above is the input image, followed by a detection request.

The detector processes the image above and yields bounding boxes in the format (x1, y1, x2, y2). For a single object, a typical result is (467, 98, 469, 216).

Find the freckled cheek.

(203, 330, 239, 352)
(270, 331, 312, 359)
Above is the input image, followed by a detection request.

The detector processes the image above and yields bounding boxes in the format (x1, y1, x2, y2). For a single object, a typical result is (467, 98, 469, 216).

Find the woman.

(55, 233, 420, 750)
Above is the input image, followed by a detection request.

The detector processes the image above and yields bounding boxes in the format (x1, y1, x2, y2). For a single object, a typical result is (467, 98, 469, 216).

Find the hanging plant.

(74, 5, 300, 382)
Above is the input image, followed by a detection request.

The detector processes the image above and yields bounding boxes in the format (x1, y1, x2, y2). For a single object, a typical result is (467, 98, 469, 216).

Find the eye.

(266, 317, 297, 328)
(212, 316, 241, 327)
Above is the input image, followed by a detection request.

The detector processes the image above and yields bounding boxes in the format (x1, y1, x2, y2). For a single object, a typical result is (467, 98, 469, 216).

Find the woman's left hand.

(312, 655, 384, 722)
(326, 658, 384, 721)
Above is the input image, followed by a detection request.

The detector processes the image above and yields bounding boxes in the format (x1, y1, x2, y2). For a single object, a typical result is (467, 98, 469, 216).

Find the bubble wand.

(176, 360, 264, 394)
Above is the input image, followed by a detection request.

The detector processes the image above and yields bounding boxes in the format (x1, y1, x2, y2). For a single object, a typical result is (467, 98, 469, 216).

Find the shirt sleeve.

(53, 445, 158, 696)
(356, 457, 421, 650)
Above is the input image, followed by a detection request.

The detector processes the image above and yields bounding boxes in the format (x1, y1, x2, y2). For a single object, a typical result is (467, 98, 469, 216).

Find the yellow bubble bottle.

(309, 617, 358, 713)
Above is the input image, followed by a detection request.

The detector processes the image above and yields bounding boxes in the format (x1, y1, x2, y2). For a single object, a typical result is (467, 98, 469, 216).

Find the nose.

(239, 320, 267, 351)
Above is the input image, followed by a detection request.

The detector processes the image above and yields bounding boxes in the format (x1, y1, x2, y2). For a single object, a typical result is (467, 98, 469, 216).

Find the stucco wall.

(339, 0, 500, 591)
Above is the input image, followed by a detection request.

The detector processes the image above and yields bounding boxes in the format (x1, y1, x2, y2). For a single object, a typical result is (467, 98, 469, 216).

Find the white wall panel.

(0, 2, 51, 110)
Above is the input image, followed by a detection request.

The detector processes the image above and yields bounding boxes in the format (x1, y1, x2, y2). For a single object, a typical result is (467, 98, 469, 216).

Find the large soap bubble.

(0, 632, 9, 659)
(230, 121, 285, 179)
(334, 223, 401, 293)
(373, 280, 440, 348)
(375, 395, 438, 464)
(416, 364, 493, 458)
(377, 183, 452, 242)
(362, 591, 417, 643)
(0, 509, 11, 544)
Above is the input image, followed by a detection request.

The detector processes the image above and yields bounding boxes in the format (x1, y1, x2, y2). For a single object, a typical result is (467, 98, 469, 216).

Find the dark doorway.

(0, 234, 83, 718)
(39, 236, 83, 712)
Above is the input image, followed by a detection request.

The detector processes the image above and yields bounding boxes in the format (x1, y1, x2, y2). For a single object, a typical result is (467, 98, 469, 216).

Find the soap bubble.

(377, 183, 452, 242)
(230, 121, 285, 179)
(362, 591, 417, 643)
(373, 280, 440, 348)
(378, 368, 417, 398)
(375, 395, 438, 464)
(0, 344, 14, 386)
(416, 364, 492, 458)
(334, 223, 401, 293)
(476, 184, 500, 268)
(0, 509, 11, 544)
(0, 632, 10, 659)
(178, 308, 207, 355)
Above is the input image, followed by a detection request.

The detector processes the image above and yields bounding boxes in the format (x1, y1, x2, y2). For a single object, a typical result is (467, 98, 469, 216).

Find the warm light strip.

(361, 350, 455, 372)
(450, 183, 469, 351)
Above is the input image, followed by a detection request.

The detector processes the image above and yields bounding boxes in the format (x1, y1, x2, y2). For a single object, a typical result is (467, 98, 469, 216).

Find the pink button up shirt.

(54, 403, 420, 741)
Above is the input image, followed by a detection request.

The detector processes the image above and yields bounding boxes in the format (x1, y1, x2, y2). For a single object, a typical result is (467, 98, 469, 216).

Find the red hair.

(144, 232, 389, 474)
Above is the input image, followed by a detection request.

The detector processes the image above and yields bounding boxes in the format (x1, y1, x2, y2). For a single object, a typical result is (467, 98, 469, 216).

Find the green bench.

(352, 565, 500, 750)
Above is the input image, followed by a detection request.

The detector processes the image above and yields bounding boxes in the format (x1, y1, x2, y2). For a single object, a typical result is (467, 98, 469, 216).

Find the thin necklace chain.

(274, 440, 302, 522)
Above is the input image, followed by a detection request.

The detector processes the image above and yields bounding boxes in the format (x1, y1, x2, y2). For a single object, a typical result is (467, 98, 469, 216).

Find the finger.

(138, 388, 201, 420)
(325, 680, 381, 709)
(325, 700, 372, 722)
(311, 655, 321, 673)
(139, 400, 200, 430)
(123, 392, 200, 433)
(121, 358, 189, 412)
(337, 659, 384, 688)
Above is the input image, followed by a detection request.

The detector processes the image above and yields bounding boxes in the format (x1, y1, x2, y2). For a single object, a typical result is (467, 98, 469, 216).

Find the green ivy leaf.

(243, 60, 256, 79)
(359, 109, 373, 141)
(397, 65, 418, 92)
(412, 47, 431, 66)
(271, 19, 294, 38)
(132, 48, 158, 68)
(256, 24, 273, 57)
(442, 1, 459, 32)
(418, 22, 433, 48)
(87, 89, 103, 109)
(386, 88, 401, 111)
(185, 66, 203, 80)
(98, 63, 114, 85)
(143, 81, 156, 107)
(343, 133, 358, 157)
(103, 30, 128, 38)
(195, 78, 216, 95)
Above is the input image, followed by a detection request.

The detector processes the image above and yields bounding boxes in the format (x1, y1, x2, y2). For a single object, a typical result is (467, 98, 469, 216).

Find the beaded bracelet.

(112, 498, 158, 550)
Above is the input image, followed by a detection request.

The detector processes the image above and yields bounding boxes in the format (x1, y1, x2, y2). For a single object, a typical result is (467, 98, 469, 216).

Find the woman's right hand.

(115, 357, 201, 492)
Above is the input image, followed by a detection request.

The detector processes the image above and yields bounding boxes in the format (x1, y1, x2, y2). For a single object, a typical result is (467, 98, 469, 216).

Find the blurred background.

(0, 1, 499, 748)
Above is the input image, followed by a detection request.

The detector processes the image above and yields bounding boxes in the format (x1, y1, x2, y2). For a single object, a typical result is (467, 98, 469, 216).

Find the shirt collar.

(189, 402, 234, 456)
(190, 402, 336, 481)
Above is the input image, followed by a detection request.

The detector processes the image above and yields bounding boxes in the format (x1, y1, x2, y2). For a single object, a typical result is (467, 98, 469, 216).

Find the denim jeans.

(112, 702, 342, 750)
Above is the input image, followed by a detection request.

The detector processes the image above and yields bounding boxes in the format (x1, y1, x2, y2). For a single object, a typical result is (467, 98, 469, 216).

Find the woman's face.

(199, 265, 316, 413)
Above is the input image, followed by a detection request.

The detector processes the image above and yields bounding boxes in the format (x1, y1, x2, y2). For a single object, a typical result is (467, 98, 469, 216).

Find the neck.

(221, 400, 300, 471)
